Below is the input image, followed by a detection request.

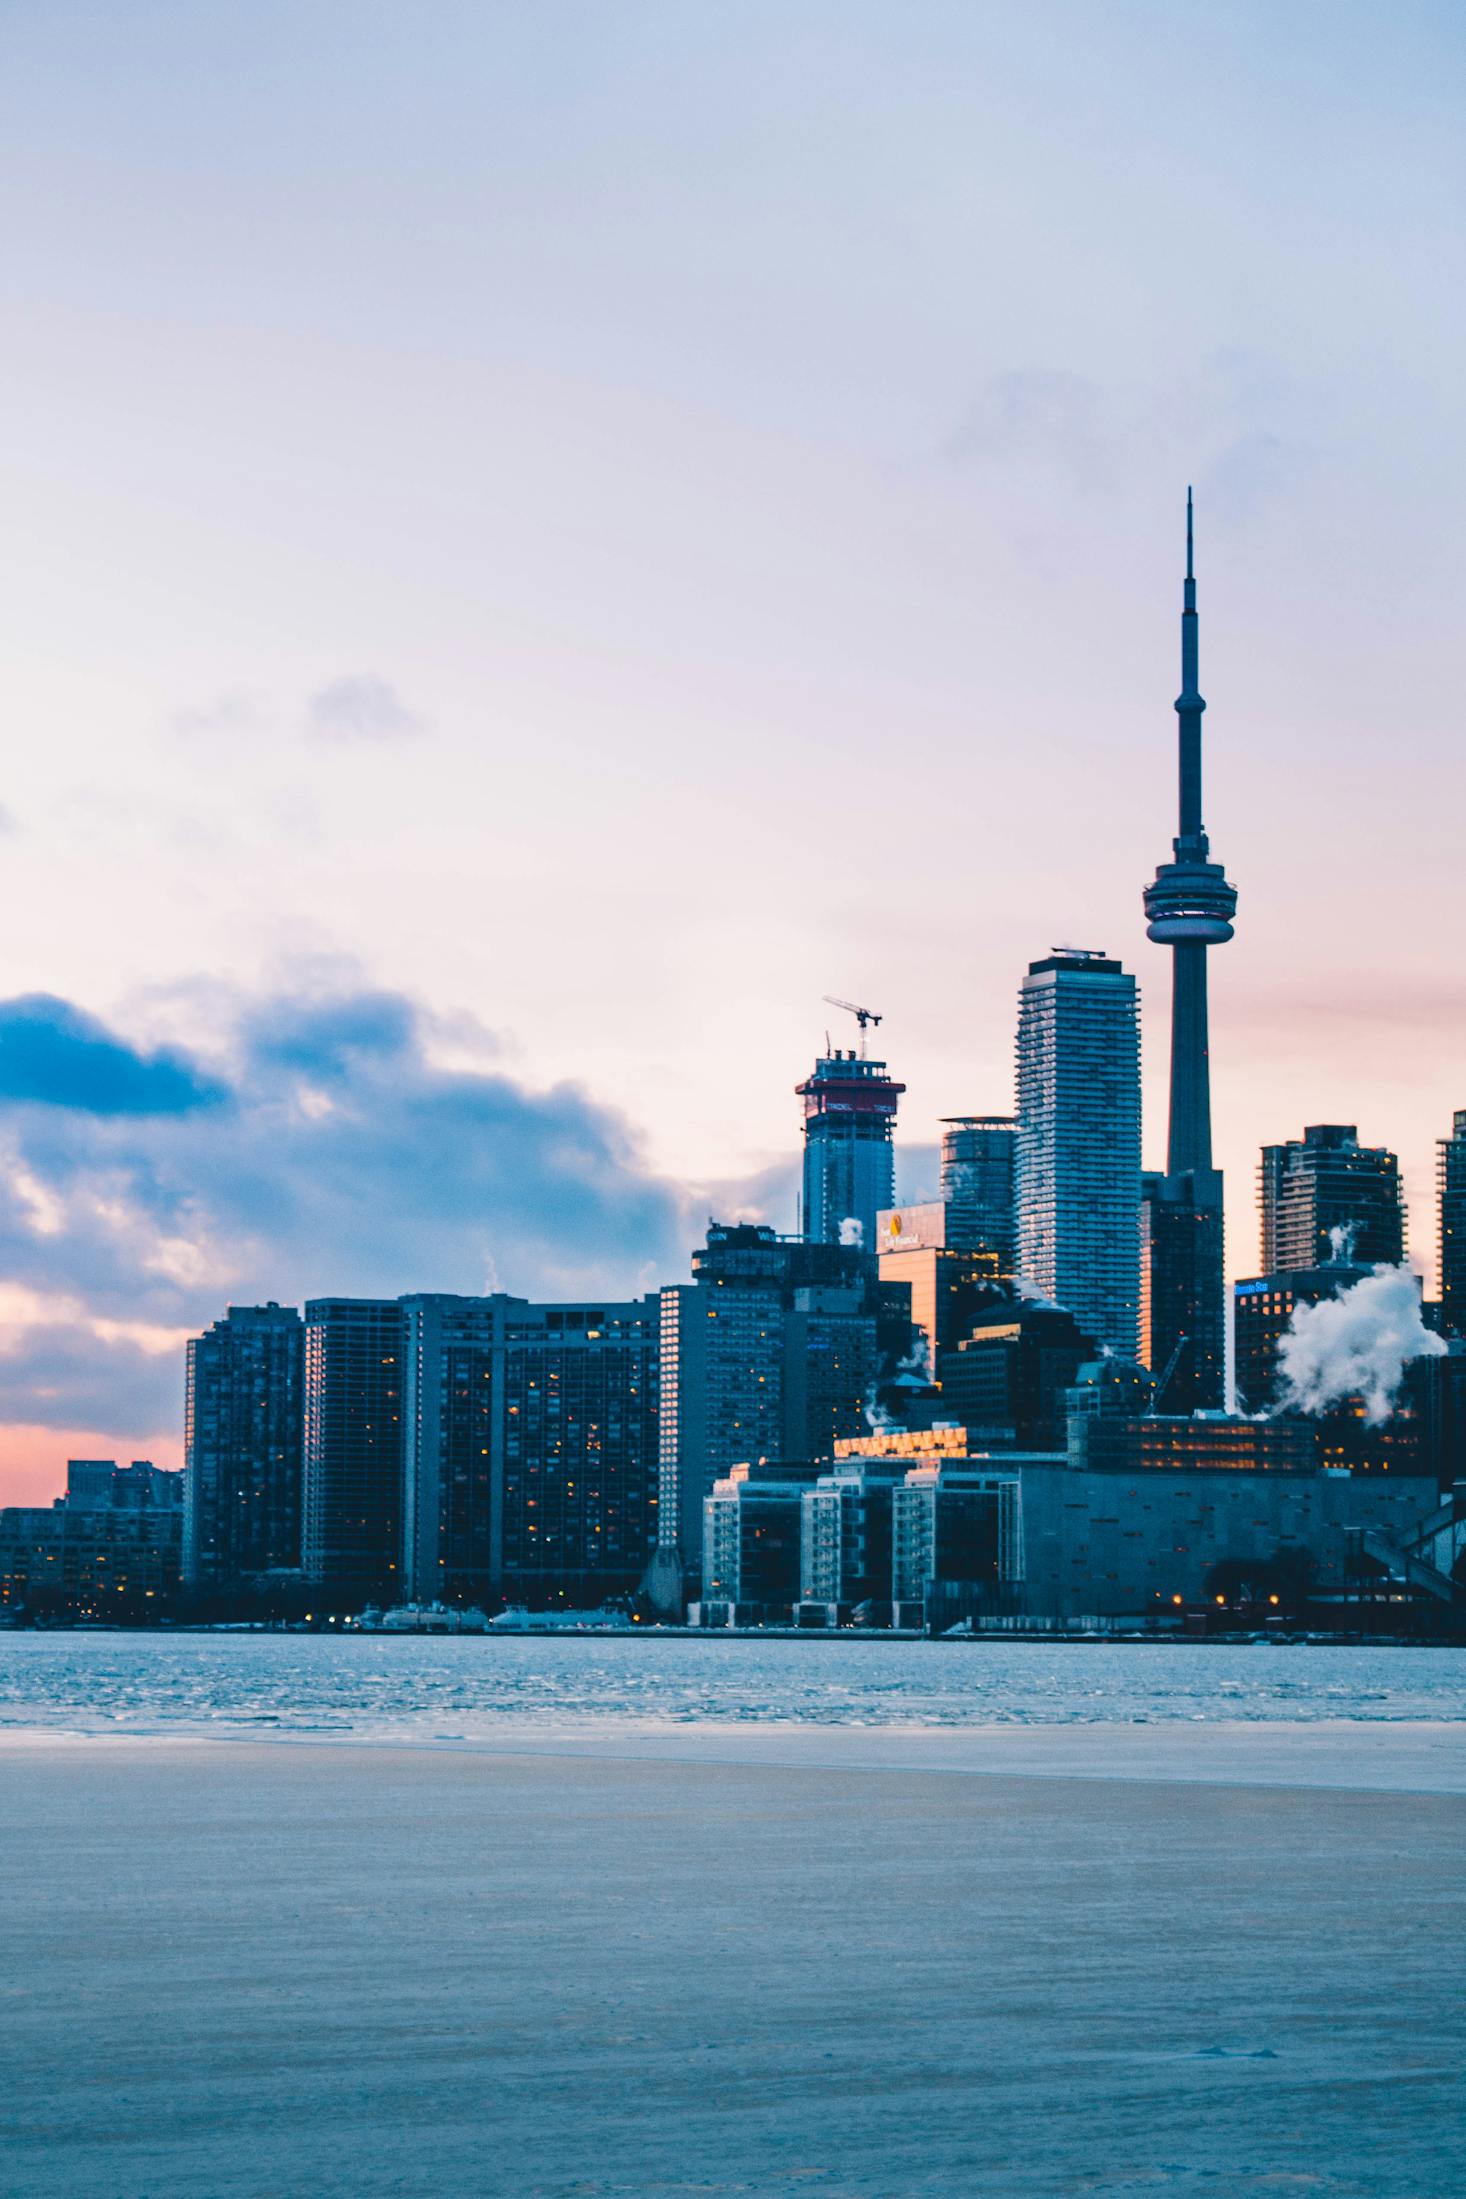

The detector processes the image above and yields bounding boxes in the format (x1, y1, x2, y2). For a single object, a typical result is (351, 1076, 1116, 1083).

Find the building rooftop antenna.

(823, 996, 882, 1060)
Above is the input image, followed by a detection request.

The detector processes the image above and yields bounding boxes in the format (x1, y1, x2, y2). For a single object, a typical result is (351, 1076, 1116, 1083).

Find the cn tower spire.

(1144, 492, 1237, 1174)
(1140, 494, 1238, 1411)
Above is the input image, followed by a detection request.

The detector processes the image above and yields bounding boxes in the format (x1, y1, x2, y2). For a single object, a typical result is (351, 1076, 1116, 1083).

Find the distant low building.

(0, 1460, 183, 1618)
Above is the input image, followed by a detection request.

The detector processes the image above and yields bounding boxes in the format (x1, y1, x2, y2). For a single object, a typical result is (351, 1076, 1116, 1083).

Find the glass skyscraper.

(939, 1115, 1016, 1270)
(1015, 950, 1141, 1359)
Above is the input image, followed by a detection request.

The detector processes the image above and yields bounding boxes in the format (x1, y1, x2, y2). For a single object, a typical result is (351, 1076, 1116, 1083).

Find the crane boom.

(822, 996, 882, 1058)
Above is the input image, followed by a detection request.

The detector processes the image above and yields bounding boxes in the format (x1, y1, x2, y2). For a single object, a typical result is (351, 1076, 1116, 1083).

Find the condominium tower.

(1015, 949, 1141, 1359)
(797, 1046, 904, 1249)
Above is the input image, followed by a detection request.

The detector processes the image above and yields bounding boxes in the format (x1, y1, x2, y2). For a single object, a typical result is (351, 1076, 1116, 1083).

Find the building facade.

(0, 1461, 183, 1617)
(1439, 1109, 1466, 1335)
(184, 1302, 304, 1590)
(651, 1223, 893, 1595)
(500, 1298, 660, 1605)
(401, 1294, 501, 1606)
(302, 1298, 407, 1604)
(1015, 949, 1141, 1358)
(939, 1116, 1017, 1270)
(797, 1047, 904, 1248)
(1259, 1125, 1405, 1273)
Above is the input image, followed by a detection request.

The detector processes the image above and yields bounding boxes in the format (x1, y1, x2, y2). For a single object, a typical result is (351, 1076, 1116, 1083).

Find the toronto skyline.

(1, 3, 1464, 1501)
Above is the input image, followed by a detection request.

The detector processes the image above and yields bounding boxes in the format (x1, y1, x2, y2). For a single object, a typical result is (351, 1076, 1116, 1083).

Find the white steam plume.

(1275, 1264, 1444, 1425)
(838, 1216, 864, 1247)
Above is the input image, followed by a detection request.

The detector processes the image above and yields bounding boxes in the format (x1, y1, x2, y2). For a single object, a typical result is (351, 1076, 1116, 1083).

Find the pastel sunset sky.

(1, 1, 1462, 1500)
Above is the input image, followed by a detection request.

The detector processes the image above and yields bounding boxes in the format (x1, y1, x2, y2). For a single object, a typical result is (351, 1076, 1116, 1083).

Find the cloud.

(0, 995, 228, 1115)
(943, 369, 1114, 490)
(171, 690, 268, 738)
(0, 978, 694, 1469)
(305, 675, 427, 741)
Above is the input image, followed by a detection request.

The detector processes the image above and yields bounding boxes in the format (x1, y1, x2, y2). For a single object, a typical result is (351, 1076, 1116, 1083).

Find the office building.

(1259, 1125, 1405, 1272)
(876, 1202, 1003, 1377)
(650, 1223, 895, 1600)
(302, 1298, 406, 1604)
(1015, 949, 1141, 1358)
(1140, 494, 1236, 1409)
(797, 1044, 904, 1249)
(1439, 1110, 1466, 1334)
(939, 1116, 1017, 1269)
(184, 1303, 304, 1590)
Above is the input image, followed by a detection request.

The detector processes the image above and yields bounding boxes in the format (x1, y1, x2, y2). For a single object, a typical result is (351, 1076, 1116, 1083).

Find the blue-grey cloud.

(306, 675, 426, 741)
(0, 981, 690, 1426)
(0, 995, 228, 1116)
(0, 1324, 180, 1437)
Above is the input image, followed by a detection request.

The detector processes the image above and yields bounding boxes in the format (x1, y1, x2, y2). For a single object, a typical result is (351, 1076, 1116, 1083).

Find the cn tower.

(1141, 493, 1236, 1406)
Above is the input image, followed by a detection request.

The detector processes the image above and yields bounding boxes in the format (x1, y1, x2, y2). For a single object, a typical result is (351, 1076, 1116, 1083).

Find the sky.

(0, 1, 1463, 1502)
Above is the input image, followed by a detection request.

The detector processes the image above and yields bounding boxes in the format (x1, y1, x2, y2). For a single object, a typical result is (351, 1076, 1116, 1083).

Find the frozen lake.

(5, 1636, 1466, 2194)
(1, 1630, 1464, 1744)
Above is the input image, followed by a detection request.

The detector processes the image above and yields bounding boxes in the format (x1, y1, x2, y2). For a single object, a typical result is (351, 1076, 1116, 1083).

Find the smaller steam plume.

(1327, 1221, 1360, 1262)
(1275, 1264, 1444, 1425)
(838, 1216, 864, 1247)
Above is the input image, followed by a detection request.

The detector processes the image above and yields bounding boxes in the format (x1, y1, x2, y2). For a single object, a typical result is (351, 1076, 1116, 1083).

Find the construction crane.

(823, 996, 882, 1058)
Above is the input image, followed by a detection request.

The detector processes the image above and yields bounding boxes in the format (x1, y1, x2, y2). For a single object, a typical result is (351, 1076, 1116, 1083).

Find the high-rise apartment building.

(1015, 949, 1141, 1358)
(1139, 495, 1236, 1410)
(1438, 1110, 1466, 1334)
(184, 1303, 304, 1589)
(500, 1298, 660, 1605)
(797, 1047, 904, 1248)
(401, 1292, 661, 1608)
(401, 1294, 501, 1607)
(1258, 1125, 1405, 1272)
(303, 1298, 406, 1603)
(939, 1116, 1016, 1270)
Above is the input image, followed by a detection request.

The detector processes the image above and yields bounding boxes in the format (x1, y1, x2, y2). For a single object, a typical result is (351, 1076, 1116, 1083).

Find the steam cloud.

(838, 1217, 864, 1248)
(1275, 1264, 1445, 1425)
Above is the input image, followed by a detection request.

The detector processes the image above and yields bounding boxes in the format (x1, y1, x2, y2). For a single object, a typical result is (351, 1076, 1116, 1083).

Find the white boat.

(356, 1602, 492, 1635)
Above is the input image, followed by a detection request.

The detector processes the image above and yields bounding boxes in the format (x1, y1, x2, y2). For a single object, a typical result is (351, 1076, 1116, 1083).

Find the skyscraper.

(1015, 949, 1141, 1358)
(1140, 493, 1236, 1408)
(183, 1303, 304, 1590)
(797, 1044, 904, 1248)
(1439, 1110, 1466, 1334)
(302, 1298, 406, 1604)
(500, 1297, 661, 1606)
(401, 1293, 501, 1606)
(939, 1116, 1017, 1270)
(1259, 1125, 1405, 1272)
